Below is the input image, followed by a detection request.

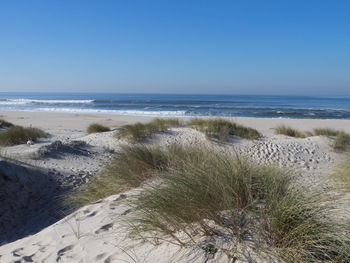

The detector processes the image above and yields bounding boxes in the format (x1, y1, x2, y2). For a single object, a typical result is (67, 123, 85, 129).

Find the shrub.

(332, 132, 350, 151)
(0, 126, 48, 146)
(87, 123, 111, 134)
(275, 125, 306, 138)
(189, 118, 260, 141)
(116, 118, 182, 142)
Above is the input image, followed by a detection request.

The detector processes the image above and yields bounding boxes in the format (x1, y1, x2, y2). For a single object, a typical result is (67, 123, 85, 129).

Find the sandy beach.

(0, 111, 349, 262)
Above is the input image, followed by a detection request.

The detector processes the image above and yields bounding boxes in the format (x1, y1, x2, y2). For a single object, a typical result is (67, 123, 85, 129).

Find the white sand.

(0, 111, 349, 262)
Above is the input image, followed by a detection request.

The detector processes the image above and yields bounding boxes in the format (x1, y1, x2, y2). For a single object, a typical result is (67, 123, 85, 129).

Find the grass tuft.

(268, 189, 350, 262)
(116, 118, 181, 142)
(313, 128, 340, 137)
(0, 119, 14, 129)
(332, 132, 350, 151)
(128, 145, 350, 262)
(332, 154, 350, 190)
(87, 123, 111, 134)
(0, 126, 48, 146)
(275, 125, 306, 138)
(65, 144, 171, 207)
(65, 143, 350, 261)
(189, 118, 260, 141)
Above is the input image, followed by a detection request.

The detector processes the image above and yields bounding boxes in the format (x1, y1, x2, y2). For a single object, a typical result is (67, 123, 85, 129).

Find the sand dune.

(0, 112, 349, 262)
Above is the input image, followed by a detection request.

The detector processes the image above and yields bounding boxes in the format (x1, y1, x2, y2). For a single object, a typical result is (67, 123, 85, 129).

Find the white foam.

(0, 99, 94, 105)
(32, 107, 187, 117)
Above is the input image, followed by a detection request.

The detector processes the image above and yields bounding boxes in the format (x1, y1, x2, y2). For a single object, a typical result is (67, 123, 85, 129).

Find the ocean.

(0, 92, 349, 119)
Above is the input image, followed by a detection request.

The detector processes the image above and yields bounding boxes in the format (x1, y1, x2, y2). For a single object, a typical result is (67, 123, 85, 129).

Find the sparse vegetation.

(0, 119, 14, 129)
(332, 154, 350, 190)
(116, 118, 181, 142)
(87, 123, 111, 134)
(189, 118, 260, 141)
(66, 144, 170, 207)
(275, 125, 306, 138)
(332, 131, 350, 151)
(313, 128, 340, 137)
(275, 126, 350, 151)
(0, 126, 48, 146)
(127, 145, 350, 262)
(66, 142, 350, 261)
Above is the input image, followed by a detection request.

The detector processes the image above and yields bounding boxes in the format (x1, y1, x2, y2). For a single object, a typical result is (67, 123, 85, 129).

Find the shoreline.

(1, 110, 350, 135)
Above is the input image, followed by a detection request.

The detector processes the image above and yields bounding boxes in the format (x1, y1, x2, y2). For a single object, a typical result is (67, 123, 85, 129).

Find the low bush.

(189, 118, 260, 141)
(87, 123, 111, 134)
(0, 126, 48, 146)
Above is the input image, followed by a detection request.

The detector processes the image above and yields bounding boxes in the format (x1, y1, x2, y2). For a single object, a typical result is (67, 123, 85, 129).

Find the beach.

(0, 111, 349, 262)
(2, 111, 350, 136)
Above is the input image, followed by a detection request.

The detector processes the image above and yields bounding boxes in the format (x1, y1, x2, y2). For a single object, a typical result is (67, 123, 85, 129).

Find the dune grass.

(127, 145, 350, 262)
(275, 125, 306, 138)
(87, 123, 111, 134)
(0, 126, 48, 146)
(116, 118, 182, 142)
(333, 154, 350, 190)
(313, 128, 340, 137)
(0, 119, 14, 128)
(189, 118, 260, 141)
(332, 154, 350, 191)
(275, 126, 350, 152)
(332, 131, 350, 151)
(65, 143, 350, 261)
(65, 144, 172, 207)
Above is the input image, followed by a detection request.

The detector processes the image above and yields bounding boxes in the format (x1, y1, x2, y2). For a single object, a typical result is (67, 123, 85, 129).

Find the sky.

(0, 0, 349, 95)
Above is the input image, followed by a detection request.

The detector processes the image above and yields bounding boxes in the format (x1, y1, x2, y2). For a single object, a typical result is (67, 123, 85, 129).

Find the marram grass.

(87, 123, 111, 134)
(275, 125, 306, 138)
(0, 125, 48, 146)
(129, 146, 350, 262)
(116, 118, 182, 142)
(189, 118, 260, 141)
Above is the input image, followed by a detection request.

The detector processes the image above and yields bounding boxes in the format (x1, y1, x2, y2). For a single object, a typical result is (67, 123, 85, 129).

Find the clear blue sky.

(0, 0, 349, 95)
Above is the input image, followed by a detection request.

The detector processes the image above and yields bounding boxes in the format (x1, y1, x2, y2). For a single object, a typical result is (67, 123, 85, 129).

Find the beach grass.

(332, 131, 350, 151)
(65, 144, 171, 207)
(313, 128, 340, 137)
(189, 118, 260, 141)
(65, 142, 350, 261)
(116, 118, 182, 142)
(128, 145, 350, 262)
(0, 126, 48, 146)
(275, 125, 306, 138)
(87, 123, 111, 134)
(0, 119, 14, 129)
(268, 189, 350, 262)
(275, 126, 350, 152)
(332, 154, 350, 191)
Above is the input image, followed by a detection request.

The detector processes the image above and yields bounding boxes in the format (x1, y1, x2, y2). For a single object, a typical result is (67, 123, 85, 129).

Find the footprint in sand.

(56, 245, 74, 262)
(95, 223, 114, 234)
